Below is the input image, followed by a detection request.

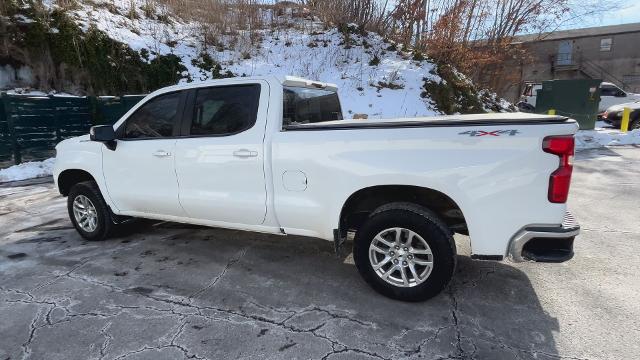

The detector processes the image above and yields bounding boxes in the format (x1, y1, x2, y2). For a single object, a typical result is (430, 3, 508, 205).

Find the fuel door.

(282, 170, 308, 192)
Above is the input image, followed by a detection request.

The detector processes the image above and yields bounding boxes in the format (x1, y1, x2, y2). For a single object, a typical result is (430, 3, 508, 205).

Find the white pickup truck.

(54, 76, 580, 301)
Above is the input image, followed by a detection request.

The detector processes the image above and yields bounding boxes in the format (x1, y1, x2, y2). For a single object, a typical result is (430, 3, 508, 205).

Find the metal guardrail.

(0, 93, 146, 167)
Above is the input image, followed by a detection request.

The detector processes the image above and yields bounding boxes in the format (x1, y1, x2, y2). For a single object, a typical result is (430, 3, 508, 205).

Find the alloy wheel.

(72, 195, 98, 232)
(368, 227, 434, 287)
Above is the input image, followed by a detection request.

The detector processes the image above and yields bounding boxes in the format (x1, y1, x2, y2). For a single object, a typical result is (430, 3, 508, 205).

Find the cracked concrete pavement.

(1, 146, 639, 359)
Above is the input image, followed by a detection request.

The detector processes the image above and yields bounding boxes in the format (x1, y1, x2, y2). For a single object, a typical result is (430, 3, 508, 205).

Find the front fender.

(54, 137, 116, 211)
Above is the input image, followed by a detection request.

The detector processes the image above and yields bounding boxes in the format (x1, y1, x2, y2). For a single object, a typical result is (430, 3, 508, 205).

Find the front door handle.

(152, 150, 171, 157)
(233, 149, 258, 158)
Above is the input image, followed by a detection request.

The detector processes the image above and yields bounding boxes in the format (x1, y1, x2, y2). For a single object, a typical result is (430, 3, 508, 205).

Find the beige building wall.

(498, 24, 640, 102)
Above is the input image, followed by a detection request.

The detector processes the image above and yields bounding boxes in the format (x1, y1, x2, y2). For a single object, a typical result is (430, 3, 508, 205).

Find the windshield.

(283, 86, 343, 126)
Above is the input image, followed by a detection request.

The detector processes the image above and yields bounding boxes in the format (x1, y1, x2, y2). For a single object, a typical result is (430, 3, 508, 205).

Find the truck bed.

(284, 113, 573, 130)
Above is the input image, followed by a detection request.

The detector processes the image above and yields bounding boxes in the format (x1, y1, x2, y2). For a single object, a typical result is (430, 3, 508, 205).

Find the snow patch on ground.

(576, 128, 640, 150)
(6, 88, 78, 97)
(0, 158, 55, 183)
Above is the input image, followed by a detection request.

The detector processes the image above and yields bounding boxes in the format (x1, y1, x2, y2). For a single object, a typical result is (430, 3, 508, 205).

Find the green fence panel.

(0, 94, 13, 168)
(3, 94, 93, 164)
(94, 95, 146, 125)
(0, 93, 146, 167)
(10, 95, 59, 163)
(53, 96, 93, 141)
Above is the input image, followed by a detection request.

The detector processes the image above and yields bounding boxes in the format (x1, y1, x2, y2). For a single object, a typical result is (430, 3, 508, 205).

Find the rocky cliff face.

(1, 2, 187, 95)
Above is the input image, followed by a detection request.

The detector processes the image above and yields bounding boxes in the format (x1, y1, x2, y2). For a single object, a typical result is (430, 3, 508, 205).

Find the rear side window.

(283, 86, 343, 126)
(190, 84, 260, 136)
(123, 92, 181, 139)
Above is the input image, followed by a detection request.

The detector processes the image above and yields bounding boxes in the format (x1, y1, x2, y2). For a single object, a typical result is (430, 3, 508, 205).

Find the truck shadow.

(575, 147, 622, 161)
(448, 255, 560, 358)
(117, 221, 560, 358)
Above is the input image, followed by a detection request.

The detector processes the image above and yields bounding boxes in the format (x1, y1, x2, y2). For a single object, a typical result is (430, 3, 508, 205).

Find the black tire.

(353, 202, 456, 302)
(67, 181, 114, 241)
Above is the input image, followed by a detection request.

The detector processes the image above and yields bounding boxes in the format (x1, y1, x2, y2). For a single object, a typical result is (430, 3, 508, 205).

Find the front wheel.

(353, 203, 456, 302)
(67, 181, 114, 241)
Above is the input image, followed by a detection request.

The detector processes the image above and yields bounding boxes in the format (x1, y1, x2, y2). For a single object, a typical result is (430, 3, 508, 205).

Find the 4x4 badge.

(458, 130, 519, 137)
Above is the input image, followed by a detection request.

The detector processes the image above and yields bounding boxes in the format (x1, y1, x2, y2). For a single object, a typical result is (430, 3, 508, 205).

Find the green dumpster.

(534, 79, 601, 130)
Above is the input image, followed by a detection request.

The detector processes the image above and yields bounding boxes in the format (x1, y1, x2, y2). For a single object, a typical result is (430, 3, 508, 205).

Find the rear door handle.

(152, 150, 171, 157)
(233, 149, 258, 158)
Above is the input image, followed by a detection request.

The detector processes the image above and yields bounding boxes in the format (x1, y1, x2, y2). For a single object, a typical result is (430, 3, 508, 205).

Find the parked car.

(601, 101, 640, 129)
(599, 83, 640, 112)
(518, 81, 640, 113)
(54, 76, 580, 301)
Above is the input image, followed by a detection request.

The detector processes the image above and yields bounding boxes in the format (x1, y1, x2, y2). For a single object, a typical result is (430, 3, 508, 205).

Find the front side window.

(283, 86, 343, 126)
(601, 85, 625, 97)
(123, 92, 181, 139)
(191, 84, 260, 136)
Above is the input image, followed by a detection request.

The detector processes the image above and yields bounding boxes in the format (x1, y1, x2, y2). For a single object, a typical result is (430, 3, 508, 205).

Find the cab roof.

(147, 75, 338, 97)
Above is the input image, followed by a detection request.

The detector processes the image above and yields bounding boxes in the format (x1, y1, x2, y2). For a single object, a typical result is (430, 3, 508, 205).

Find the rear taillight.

(542, 136, 575, 203)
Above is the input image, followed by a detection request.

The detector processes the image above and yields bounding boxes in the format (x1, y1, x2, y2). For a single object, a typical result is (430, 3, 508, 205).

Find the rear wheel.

(67, 181, 114, 241)
(353, 203, 456, 302)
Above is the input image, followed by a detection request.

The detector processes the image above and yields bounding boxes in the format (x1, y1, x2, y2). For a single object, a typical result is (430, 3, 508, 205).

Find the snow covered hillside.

(31, 0, 504, 118)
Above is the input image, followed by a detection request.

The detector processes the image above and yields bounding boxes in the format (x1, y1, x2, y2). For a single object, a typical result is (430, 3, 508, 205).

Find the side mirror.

(89, 125, 117, 150)
(616, 91, 627, 98)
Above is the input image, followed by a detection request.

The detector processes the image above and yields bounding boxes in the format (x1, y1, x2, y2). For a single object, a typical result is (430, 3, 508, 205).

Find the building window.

(600, 38, 612, 51)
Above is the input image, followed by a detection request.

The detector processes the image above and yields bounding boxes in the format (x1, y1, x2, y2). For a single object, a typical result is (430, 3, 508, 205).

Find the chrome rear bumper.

(508, 212, 580, 263)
